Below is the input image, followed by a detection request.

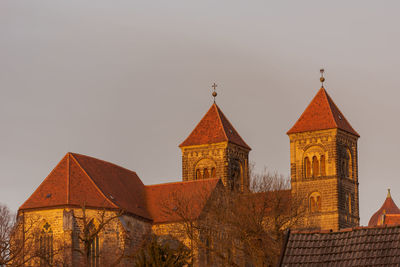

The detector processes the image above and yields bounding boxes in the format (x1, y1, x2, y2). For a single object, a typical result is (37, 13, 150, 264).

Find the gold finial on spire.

(320, 68, 325, 87)
(212, 82, 218, 103)
(388, 188, 391, 198)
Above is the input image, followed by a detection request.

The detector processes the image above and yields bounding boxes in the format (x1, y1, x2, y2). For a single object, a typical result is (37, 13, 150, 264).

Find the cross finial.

(211, 82, 218, 103)
(320, 68, 325, 87)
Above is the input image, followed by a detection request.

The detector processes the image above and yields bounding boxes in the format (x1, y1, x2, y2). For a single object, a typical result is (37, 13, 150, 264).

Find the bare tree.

(160, 171, 307, 267)
(0, 204, 66, 266)
(71, 206, 127, 267)
(0, 204, 16, 265)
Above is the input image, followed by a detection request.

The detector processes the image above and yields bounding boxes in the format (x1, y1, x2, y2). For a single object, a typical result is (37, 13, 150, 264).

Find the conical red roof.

(368, 190, 400, 226)
(179, 103, 251, 150)
(287, 88, 359, 137)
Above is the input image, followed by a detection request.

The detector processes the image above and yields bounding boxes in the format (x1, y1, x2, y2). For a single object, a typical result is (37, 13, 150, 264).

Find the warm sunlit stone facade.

(18, 85, 361, 265)
(287, 88, 360, 231)
(18, 207, 151, 266)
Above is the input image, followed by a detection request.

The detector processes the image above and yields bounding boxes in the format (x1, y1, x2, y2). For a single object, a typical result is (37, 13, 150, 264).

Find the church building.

(17, 73, 363, 265)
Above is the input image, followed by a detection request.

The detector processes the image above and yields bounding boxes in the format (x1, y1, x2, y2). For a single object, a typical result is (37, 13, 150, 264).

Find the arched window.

(320, 155, 326, 176)
(312, 156, 319, 177)
(341, 148, 352, 179)
(87, 220, 100, 267)
(211, 167, 216, 178)
(345, 193, 352, 214)
(229, 160, 242, 191)
(203, 168, 210, 179)
(304, 157, 311, 178)
(310, 197, 316, 213)
(196, 169, 202, 180)
(347, 150, 352, 179)
(194, 158, 217, 181)
(309, 192, 322, 213)
(316, 195, 321, 211)
(39, 222, 53, 266)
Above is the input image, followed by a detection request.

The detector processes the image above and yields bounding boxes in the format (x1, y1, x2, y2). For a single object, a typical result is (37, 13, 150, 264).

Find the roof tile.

(280, 225, 400, 266)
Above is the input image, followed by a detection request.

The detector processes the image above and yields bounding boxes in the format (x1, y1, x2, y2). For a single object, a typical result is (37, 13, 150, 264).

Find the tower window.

(203, 168, 210, 179)
(196, 169, 202, 180)
(304, 157, 311, 178)
(309, 192, 322, 213)
(320, 155, 326, 176)
(312, 156, 319, 177)
(211, 167, 216, 178)
(345, 193, 352, 215)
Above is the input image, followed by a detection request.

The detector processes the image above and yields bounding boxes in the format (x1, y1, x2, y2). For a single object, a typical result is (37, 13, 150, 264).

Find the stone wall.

(20, 207, 151, 266)
(289, 128, 359, 231)
(181, 142, 250, 190)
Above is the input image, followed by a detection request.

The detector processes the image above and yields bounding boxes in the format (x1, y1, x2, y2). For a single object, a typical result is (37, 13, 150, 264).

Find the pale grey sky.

(1, 1, 399, 225)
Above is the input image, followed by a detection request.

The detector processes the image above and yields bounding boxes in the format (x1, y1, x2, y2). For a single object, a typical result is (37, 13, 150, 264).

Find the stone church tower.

(179, 103, 251, 191)
(287, 82, 360, 230)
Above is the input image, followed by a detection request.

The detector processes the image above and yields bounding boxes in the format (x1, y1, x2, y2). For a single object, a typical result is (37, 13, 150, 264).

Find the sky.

(1, 1, 400, 225)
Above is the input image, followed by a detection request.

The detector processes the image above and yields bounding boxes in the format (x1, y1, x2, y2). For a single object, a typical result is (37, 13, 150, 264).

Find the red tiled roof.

(368, 190, 400, 226)
(19, 153, 151, 220)
(287, 87, 359, 137)
(279, 225, 400, 266)
(179, 103, 251, 150)
(145, 178, 222, 224)
(384, 214, 400, 225)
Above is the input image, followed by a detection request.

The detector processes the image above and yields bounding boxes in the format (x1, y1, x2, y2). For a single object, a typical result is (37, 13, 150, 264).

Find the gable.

(19, 155, 69, 210)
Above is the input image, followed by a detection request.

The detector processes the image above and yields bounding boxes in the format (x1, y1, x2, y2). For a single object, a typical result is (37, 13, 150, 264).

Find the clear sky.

(1, 1, 400, 225)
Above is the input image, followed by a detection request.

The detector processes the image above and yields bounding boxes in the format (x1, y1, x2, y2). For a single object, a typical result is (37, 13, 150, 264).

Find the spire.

(212, 82, 218, 103)
(287, 86, 359, 137)
(320, 68, 325, 88)
(388, 188, 392, 198)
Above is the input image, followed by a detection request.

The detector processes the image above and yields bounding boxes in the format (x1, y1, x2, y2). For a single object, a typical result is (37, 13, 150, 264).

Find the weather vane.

(320, 68, 325, 87)
(212, 82, 217, 103)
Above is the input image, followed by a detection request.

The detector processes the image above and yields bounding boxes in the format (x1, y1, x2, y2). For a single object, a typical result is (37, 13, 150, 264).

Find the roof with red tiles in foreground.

(287, 87, 359, 137)
(369, 189, 400, 226)
(179, 103, 251, 150)
(19, 153, 223, 224)
(279, 225, 400, 267)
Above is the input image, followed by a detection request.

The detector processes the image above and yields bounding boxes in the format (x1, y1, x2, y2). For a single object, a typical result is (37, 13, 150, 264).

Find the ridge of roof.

(69, 152, 141, 177)
(291, 224, 400, 235)
(287, 87, 359, 137)
(179, 103, 251, 150)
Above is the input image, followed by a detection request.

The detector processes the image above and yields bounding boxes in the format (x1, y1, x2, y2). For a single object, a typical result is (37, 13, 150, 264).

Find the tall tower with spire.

(287, 70, 360, 230)
(179, 84, 251, 191)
